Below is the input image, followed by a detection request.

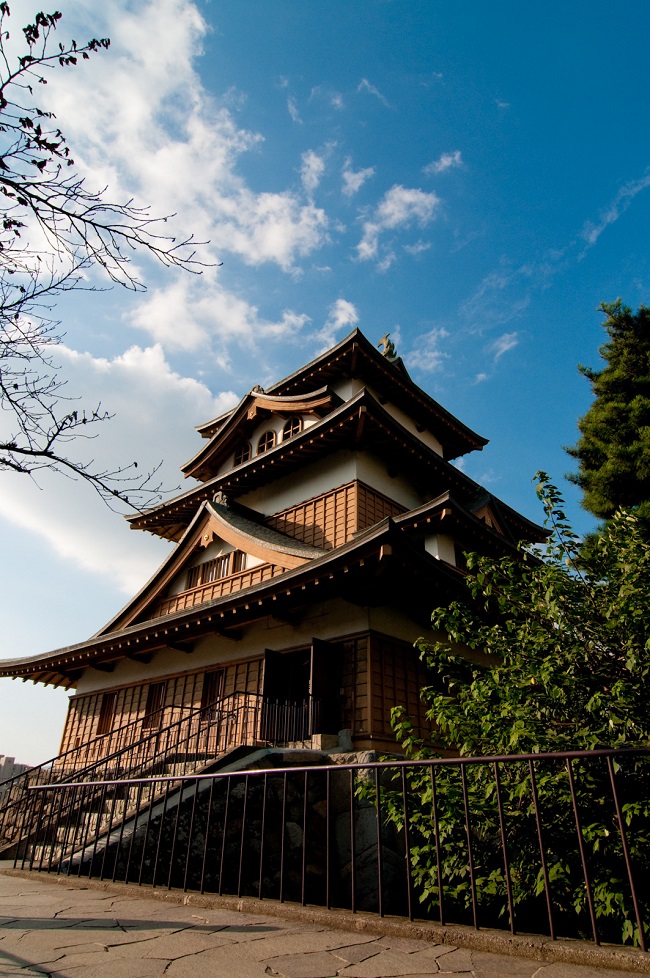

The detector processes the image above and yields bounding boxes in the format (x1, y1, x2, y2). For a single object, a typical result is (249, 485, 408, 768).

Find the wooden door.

(310, 639, 344, 734)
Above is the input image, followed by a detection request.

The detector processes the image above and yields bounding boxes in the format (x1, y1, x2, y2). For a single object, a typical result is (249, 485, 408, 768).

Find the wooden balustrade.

(156, 563, 283, 616)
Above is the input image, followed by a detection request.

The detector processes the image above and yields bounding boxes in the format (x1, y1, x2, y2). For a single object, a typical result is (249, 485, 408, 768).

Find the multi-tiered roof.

(0, 328, 544, 689)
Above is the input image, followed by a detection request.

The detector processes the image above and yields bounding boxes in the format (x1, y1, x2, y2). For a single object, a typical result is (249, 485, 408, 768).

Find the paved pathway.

(0, 872, 646, 977)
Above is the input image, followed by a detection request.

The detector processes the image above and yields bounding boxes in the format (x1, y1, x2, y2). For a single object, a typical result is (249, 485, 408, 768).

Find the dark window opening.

(142, 681, 166, 730)
(200, 669, 225, 720)
(96, 691, 117, 736)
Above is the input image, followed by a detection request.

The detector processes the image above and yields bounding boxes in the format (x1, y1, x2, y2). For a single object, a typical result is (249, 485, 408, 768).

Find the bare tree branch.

(0, 5, 211, 509)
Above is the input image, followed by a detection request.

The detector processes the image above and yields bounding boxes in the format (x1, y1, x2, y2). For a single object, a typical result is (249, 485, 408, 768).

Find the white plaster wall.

(355, 454, 426, 511)
(73, 597, 371, 697)
(241, 452, 358, 514)
(241, 450, 426, 517)
(379, 401, 443, 455)
(330, 376, 443, 455)
(424, 533, 456, 565)
(330, 378, 364, 400)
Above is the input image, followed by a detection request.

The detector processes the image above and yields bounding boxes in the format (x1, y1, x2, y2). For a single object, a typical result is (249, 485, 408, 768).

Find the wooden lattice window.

(187, 550, 246, 589)
(200, 669, 225, 719)
(231, 550, 246, 573)
(142, 682, 166, 730)
(234, 442, 251, 466)
(96, 691, 117, 736)
(282, 416, 302, 440)
(187, 565, 199, 589)
(257, 429, 276, 453)
(204, 555, 230, 582)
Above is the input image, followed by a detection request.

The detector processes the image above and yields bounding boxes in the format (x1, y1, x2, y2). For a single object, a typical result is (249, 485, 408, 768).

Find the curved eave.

(0, 518, 464, 689)
(129, 388, 478, 539)
(101, 499, 325, 636)
(205, 501, 325, 567)
(394, 491, 547, 551)
(266, 328, 488, 460)
(182, 386, 340, 481)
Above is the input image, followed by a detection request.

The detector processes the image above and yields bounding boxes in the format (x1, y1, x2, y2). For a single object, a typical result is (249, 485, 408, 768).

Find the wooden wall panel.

(59, 657, 264, 759)
(369, 634, 433, 745)
(356, 484, 406, 532)
(339, 634, 369, 735)
(267, 481, 405, 550)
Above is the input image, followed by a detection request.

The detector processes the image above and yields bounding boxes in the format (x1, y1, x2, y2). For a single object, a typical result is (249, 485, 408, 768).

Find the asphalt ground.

(0, 868, 648, 977)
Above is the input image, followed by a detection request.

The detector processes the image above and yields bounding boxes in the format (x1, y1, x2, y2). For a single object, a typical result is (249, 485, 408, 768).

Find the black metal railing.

(0, 699, 175, 852)
(16, 748, 650, 951)
(1, 692, 321, 855)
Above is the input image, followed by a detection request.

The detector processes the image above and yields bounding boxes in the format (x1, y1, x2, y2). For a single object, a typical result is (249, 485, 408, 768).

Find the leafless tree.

(0, 6, 207, 508)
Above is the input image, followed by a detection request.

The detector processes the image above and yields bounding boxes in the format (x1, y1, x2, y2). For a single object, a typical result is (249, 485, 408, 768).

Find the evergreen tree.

(566, 300, 650, 526)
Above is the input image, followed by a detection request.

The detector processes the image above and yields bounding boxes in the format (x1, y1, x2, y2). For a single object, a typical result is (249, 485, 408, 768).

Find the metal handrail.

(19, 747, 650, 952)
(0, 696, 183, 846)
(0, 690, 258, 850)
(1, 689, 320, 853)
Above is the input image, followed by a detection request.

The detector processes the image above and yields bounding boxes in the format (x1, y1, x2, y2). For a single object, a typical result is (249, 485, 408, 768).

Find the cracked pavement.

(0, 873, 646, 977)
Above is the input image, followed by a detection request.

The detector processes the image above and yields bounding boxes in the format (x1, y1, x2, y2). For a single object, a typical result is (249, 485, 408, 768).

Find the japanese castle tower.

(0, 329, 544, 759)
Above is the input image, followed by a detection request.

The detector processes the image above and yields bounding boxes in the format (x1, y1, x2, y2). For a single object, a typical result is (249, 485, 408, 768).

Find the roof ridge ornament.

(251, 384, 265, 394)
(378, 332, 398, 362)
(212, 490, 230, 508)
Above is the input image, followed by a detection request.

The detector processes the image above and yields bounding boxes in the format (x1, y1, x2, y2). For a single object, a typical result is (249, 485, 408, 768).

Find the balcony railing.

(155, 563, 284, 617)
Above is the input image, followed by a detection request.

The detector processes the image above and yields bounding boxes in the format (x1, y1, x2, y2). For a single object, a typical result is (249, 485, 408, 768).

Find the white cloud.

(0, 343, 237, 594)
(403, 240, 431, 256)
(357, 78, 390, 107)
(317, 298, 359, 349)
(423, 150, 463, 176)
(581, 170, 650, 248)
(287, 95, 302, 124)
(342, 159, 375, 197)
(301, 150, 326, 195)
(490, 332, 519, 361)
(130, 273, 310, 364)
(404, 326, 449, 373)
(460, 269, 530, 333)
(31, 0, 330, 280)
(331, 93, 344, 110)
(208, 190, 329, 272)
(356, 185, 440, 265)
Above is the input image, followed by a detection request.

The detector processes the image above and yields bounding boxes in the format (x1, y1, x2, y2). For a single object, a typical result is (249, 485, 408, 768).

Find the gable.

(182, 387, 340, 482)
(99, 499, 325, 633)
(473, 503, 505, 536)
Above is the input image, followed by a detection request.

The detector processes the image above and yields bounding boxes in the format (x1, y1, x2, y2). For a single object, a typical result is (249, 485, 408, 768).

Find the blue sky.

(1, 0, 649, 764)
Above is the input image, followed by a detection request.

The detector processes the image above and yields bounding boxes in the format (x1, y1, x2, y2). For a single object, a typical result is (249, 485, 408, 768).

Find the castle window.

(187, 550, 246, 590)
(282, 416, 302, 440)
(234, 442, 251, 466)
(257, 430, 276, 453)
(96, 691, 117, 736)
(231, 550, 246, 573)
(142, 682, 166, 730)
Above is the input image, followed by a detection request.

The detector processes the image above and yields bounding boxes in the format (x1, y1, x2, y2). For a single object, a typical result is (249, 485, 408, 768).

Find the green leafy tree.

(566, 300, 650, 529)
(376, 476, 650, 945)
